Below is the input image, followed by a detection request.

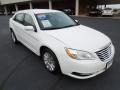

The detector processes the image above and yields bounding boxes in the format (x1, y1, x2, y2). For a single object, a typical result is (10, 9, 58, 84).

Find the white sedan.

(102, 8, 114, 16)
(9, 9, 115, 79)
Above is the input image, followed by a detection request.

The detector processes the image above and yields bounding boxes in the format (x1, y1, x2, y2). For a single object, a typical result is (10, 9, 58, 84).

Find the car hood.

(45, 25, 111, 52)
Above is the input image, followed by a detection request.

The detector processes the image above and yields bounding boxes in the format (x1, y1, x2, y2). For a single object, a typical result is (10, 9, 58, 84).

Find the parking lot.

(0, 16, 120, 90)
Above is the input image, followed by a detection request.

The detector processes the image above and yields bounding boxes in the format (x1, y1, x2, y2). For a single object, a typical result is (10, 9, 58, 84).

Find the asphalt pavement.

(0, 16, 120, 90)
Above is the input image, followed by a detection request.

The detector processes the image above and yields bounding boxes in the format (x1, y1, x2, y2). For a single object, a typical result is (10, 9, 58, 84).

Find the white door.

(22, 13, 40, 53)
(12, 13, 26, 43)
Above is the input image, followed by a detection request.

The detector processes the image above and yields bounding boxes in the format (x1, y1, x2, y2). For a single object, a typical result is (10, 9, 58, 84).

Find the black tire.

(42, 48, 61, 74)
(11, 31, 18, 44)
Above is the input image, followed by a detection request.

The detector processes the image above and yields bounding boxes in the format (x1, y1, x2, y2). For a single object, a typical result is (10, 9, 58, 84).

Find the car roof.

(16, 9, 60, 14)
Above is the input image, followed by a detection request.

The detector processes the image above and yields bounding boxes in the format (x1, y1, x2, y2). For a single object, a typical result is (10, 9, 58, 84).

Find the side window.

(14, 13, 24, 24)
(24, 14, 35, 26)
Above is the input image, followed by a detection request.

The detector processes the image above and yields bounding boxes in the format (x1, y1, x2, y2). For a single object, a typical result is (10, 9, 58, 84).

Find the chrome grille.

(96, 44, 112, 61)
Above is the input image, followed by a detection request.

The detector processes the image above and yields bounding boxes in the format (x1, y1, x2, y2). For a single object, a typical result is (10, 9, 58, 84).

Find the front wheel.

(42, 48, 61, 74)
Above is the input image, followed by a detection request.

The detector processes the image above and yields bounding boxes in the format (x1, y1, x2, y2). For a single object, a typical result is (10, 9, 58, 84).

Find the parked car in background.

(4, 11, 12, 15)
(0, 10, 4, 15)
(89, 9, 102, 16)
(9, 9, 115, 79)
(102, 8, 114, 16)
(113, 9, 120, 16)
(12, 11, 16, 15)
(59, 9, 74, 15)
(113, 9, 119, 15)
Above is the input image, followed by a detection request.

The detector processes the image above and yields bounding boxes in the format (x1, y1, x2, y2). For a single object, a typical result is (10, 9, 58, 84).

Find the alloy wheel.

(43, 52, 56, 72)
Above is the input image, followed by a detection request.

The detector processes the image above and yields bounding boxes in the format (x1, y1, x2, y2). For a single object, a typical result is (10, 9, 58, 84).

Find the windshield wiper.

(43, 25, 77, 30)
(43, 27, 60, 30)
(60, 25, 76, 29)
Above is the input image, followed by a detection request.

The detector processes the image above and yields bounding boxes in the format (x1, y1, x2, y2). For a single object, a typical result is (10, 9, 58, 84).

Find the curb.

(71, 15, 120, 20)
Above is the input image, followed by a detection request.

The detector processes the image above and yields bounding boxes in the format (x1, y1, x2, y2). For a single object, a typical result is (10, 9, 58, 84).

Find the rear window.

(14, 13, 24, 23)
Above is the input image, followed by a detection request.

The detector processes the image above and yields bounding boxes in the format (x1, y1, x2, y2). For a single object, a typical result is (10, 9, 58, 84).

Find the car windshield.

(36, 12, 78, 30)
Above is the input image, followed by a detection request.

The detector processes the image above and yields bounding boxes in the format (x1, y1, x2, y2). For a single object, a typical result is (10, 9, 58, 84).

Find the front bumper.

(102, 13, 113, 16)
(58, 45, 115, 79)
(67, 59, 113, 79)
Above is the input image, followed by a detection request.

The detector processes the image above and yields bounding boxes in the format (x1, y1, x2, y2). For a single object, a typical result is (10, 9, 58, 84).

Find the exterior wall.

(97, 0, 120, 4)
(107, 0, 120, 4)
(1, 0, 120, 5)
(32, 2, 49, 9)
(1, 0, 31, 5)
(0, 0, 95, 15)
(52, 0, 75, 9)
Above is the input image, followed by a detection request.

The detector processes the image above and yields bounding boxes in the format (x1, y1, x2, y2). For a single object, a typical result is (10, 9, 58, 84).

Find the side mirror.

(24, 26, 35, 32)
(75, 20, 79, 23)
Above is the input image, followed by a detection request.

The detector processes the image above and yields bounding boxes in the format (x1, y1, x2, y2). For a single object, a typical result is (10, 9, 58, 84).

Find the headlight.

(65, 48, 96, 60)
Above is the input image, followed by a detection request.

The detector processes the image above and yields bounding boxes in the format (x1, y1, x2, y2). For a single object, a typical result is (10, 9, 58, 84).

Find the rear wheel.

(42, 48, 61, 74)
(11, 31, 18, 44)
